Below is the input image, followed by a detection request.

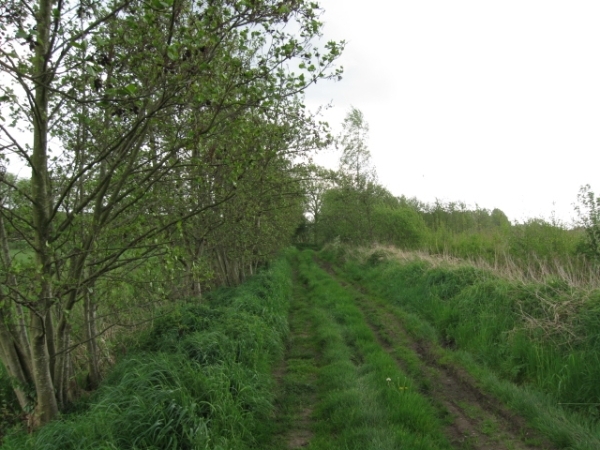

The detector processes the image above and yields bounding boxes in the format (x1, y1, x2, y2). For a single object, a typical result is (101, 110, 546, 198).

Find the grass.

(347, 243, 600, 289)
(329, 246, 600, 404)
(1, 255, 293, 450)
(321, 244, 600, 449)
(265, 251, 320, 449)
(6, 242, 600, 449)
(291, 250, 452, 449)
(7, 248, 34, 265)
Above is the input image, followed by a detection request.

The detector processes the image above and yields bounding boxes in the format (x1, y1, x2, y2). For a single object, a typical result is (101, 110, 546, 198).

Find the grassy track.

(315, 255, 554, 450)
(270, 250, 453, 449)
(271, 249, 600, 449)
(310, 248, 600, 450)
(268, 261, 320, 449)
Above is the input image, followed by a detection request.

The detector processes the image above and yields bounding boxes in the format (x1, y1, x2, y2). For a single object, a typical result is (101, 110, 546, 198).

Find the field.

(3, 246, 600, 449)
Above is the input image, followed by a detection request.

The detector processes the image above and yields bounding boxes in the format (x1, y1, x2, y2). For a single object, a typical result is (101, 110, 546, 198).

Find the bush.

(372, 205, 426, 249)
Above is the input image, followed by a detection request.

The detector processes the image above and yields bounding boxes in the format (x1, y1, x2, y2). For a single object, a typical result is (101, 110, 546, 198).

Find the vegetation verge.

(0, 256, 293, 450)
(319, 245, 600, 448)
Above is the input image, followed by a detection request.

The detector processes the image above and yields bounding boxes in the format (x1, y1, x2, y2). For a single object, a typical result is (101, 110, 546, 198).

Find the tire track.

(316, 259, 556, 450)
(271, 269, 318, 449)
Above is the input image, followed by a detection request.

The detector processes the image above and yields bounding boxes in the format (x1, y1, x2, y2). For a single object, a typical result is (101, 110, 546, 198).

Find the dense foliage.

(0, 0, 342, 426)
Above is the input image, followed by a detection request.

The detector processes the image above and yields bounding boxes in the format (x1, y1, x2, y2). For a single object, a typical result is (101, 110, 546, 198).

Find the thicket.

(323, 246, 600, 420)
(418, 201, 583, 269)
(316, 187, 426, 248)
(303, 176, 585, 275)
(0, 256, 292, 449)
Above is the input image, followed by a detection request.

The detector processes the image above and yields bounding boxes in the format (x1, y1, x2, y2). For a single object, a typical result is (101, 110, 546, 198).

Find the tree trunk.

(28, 0, 60, 425)
(0, 192, 35, 413)
(0, 309, 32, 411)
(84, 289, 101, 390)
(52, 312, 71, 409)
(29, 309, 59, 426)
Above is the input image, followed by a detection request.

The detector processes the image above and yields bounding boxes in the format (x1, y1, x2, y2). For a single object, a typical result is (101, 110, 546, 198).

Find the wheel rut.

(271, 270, 319, 449)
(316, 258, 557, 450)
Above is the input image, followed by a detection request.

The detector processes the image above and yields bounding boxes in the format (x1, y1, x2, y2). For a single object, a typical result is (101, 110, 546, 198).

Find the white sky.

(304, 0, 600, 224)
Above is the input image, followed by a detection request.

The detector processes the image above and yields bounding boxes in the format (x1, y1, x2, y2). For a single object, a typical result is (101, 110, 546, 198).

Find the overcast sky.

(304, 0, 600, 224)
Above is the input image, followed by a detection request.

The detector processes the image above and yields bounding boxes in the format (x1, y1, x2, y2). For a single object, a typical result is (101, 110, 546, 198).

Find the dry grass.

(354, 244, 600, 290)
(342, 244, 600, 347)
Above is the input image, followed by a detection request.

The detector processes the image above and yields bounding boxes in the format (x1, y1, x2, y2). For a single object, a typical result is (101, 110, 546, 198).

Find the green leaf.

(16, 29, 28, 39)
(125, 84, 138, 95)
(85, 65, 97, 76)
(167, 46, 178, 61)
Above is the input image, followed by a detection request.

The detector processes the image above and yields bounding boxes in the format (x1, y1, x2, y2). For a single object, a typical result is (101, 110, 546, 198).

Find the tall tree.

(0, 0, 343, 425)
(338, 107, 376, 189)
(575, 184, 600, 259)
(335, 107, 377, 240)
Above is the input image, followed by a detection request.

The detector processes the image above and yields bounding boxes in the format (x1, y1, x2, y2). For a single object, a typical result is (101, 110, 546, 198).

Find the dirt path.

(316, 259, 556, 450)
(271, 270, 319, 449)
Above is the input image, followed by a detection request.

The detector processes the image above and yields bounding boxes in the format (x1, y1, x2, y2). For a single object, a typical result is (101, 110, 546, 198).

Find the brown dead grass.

(339, 244, 598, 348)
(348, 244, 600, 289)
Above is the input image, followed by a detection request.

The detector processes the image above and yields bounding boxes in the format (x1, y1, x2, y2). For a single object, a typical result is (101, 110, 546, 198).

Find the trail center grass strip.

(291, 250, 452, 450)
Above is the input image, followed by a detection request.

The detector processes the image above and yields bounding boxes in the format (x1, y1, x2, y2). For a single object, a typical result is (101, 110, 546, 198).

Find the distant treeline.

(297, 174, 591, 271)
(296, 107, 600, 269)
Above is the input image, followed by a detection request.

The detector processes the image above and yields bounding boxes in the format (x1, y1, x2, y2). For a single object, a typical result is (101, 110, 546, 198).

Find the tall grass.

(343, 243, 600, 289)
(421, 220, 587, 282)
(323, 246, 600, 419)
(1, 256, 293, 450)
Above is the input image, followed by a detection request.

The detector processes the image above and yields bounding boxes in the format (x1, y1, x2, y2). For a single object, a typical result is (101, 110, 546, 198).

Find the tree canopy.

(0, 0, 343, 426)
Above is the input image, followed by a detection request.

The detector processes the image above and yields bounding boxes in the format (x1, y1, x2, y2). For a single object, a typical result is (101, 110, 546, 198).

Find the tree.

(575, 184, 600, 259)
(338, 107, 376, 188)
(490, 208, 510, 230)
(371, 204, 425, 248)
(331, 107, 379, 241)
(0, 0, 343, 426)
(298, 164, 337, 245)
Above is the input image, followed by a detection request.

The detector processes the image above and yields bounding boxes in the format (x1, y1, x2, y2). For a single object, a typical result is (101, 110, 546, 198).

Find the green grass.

(7, 242, 34, 265)
(293, 250, 452, 449)
(8, 243, 600, 449)
(1, 256, 293, 450)
(335, 250, 600, 405)
(322, 245, 600, 449)
(264, 251, 320, 449)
